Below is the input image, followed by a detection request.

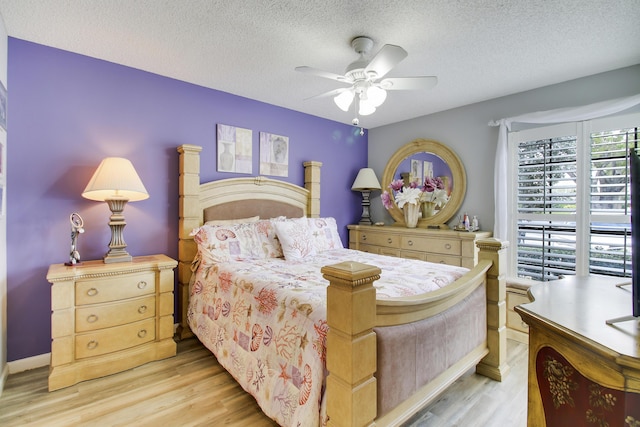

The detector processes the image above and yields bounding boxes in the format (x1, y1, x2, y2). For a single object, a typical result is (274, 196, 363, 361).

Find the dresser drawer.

(426, 254, 461, 266)
(401, 236, 461, 256)
(75, 295, 156, 332)
(75, 318, 156, 359)
(76, 272, 155, 305)
(357, 231, 400, 248)
(401, 250, 427, 261)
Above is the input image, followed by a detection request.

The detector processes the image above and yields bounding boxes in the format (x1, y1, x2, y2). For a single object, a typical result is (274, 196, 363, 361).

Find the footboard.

(322, 238, 509, 427)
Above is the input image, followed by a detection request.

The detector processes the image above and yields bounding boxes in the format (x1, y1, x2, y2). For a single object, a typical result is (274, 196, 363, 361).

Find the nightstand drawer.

(76, 272, 155, 305)
(75, 295, 156, 332)
(75, 318, 156, 359)
(358, 231, 400, 248)
(401, 236, 461, 256)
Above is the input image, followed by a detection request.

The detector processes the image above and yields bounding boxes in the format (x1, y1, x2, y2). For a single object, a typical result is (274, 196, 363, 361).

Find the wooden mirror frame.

(381, 138, 466, 228)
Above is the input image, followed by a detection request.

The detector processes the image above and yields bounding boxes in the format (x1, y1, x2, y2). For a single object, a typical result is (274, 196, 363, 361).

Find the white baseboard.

(7, 352, 50, 374)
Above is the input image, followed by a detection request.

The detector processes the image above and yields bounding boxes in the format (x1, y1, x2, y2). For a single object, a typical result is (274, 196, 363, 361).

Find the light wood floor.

(0, 338, 527, 426)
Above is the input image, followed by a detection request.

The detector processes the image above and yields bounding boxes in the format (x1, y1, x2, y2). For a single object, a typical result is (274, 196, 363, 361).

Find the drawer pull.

(86, 287, 98, 297)
(362, 235, 367, 241)
(87, 340, 98, 350)
(138, 305, 147, 314)
(445, 243, 451, 250)
(137, 281, 148, 290)
(87, 314, 98, 323)
(137, 329, 147, 338)
(407, 240, 413, 246)
(387, 238, 392, 244)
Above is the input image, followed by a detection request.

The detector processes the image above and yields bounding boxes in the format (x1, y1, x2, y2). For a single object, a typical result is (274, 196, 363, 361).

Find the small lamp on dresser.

(82, 157, 149, 263)
(351, 167, 381, 225)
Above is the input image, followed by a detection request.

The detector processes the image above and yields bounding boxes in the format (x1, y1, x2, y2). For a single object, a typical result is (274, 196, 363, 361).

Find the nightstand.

(46, 254, 178, 391)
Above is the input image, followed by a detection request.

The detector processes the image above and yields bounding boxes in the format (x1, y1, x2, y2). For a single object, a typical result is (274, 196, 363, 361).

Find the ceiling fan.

(296, 36, 437, 124)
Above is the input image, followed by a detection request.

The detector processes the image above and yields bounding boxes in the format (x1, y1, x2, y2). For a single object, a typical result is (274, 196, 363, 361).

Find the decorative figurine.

(65, 212, 85, 266)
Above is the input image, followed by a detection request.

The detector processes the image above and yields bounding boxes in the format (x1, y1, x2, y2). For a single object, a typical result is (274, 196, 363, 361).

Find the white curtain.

(489, 93, 640, 240)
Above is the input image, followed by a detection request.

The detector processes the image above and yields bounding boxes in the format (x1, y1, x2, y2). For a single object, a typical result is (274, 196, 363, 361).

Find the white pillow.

(307, 217, 344, 251)
(273, 217, 317, 260)
(252, 217, 286, 258)
(191, 222, 262, 264)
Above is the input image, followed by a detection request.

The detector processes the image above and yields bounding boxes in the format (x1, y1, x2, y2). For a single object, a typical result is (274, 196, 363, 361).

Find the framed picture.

(410, 159, 422, 184)
(423, 160, 433, 180)
(260, 132, 289, 177)
(217, 124, 252, 173)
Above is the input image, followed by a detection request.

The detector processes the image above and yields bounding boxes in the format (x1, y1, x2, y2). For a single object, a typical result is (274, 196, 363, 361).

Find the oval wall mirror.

(381, 138, 466, 228)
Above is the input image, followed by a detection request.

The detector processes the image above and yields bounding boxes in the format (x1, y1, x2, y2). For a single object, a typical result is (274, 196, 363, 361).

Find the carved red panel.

(536, 346, 640, 426)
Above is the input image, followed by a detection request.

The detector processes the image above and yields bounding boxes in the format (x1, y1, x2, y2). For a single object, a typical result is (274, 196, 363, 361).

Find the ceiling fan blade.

(295, 66, 350, 83)
(364, 44, 408, 79)
(304, 87, 350, 101)
(379, 76, 438, 91)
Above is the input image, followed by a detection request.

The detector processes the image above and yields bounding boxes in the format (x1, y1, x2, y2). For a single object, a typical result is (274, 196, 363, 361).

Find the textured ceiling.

(0, 0, 638, 129)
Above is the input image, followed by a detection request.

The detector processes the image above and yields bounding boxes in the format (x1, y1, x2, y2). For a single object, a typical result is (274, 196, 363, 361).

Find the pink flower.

(389, 179, 404, 192)
(422, 176, 444, 193)
(381, 191, 392, 209)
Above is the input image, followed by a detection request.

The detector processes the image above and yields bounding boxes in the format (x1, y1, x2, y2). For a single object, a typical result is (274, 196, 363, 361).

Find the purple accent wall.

(6, 38, 368, 361)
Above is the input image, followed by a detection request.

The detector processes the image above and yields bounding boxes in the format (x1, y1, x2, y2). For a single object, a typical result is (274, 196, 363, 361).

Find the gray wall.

(368, 64, 640, 231)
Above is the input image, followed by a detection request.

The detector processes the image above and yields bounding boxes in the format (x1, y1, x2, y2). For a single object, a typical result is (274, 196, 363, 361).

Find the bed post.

(304, 160, 322, 218)
(176, 144, 203, 340)
(475, 238, 510, 381)
(322, 261, 380, 427)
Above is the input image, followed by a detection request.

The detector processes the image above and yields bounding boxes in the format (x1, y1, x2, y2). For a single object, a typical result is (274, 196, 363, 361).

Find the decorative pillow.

(307, 217, 344, 251)
(191, 222, 262, 264)
(205, 216, 260, 226)
(273, 217, 317, 260)
(252, 217, 286, 258)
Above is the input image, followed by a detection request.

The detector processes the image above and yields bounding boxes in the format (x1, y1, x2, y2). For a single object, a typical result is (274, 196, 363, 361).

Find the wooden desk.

(515, 276, 640, 427)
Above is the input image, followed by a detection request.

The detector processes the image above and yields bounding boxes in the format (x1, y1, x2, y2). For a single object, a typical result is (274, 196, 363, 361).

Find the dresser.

(348, 225, 492, 269)
(46, 254, 178, 391)
(516, 276, 640, 426)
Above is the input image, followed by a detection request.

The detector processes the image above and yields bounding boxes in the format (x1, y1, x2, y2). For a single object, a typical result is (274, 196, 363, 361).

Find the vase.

(421, 201, 436, 218)
(403, 203, 420, 228)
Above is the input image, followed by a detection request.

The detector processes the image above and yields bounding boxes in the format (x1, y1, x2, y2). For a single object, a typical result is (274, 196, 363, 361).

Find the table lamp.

(82, 157, 149, 263)
(351, 167, 381, 225)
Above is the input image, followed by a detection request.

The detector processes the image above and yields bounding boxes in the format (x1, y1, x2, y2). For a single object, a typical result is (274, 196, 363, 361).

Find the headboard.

(176, 144, 322, 338)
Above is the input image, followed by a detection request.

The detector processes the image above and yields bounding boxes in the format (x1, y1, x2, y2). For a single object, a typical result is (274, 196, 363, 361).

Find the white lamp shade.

(334, 90, 354, 112)
(367, 86, 387, 107)
(351, 168, 381, 191)
(82, 157, 149, 202)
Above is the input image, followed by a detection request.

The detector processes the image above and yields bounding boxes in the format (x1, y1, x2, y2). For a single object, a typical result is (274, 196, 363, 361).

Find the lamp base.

(104, 249, 133, 264)
(104, 197, 133, 264)
(358, 190, 374, 225)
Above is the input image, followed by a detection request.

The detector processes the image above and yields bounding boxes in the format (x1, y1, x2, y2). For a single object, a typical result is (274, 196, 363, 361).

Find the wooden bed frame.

(176, 144, 509, 427)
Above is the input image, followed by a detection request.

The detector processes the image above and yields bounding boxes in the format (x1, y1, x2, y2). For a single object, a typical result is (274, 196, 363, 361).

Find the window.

(510, 114, 640, 281)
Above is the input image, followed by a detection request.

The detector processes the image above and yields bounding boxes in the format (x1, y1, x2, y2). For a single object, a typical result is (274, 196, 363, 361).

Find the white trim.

(7, 352, 50, 374)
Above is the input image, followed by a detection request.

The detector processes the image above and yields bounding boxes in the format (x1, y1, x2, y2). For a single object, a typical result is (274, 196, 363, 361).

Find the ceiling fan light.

(367, 86, 387, 107)
(334, 91, 354, 111)
(359, 100, 376, 116)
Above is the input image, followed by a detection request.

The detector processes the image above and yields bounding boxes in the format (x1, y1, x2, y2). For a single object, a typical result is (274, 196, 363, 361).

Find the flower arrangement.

(381, 179, 422, 209)
(420, 176, 449, 207)
(381, 177, 449, 210)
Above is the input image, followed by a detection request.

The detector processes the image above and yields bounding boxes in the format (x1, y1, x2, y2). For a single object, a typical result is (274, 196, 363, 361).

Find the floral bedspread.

(187, 248, 468, 426)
